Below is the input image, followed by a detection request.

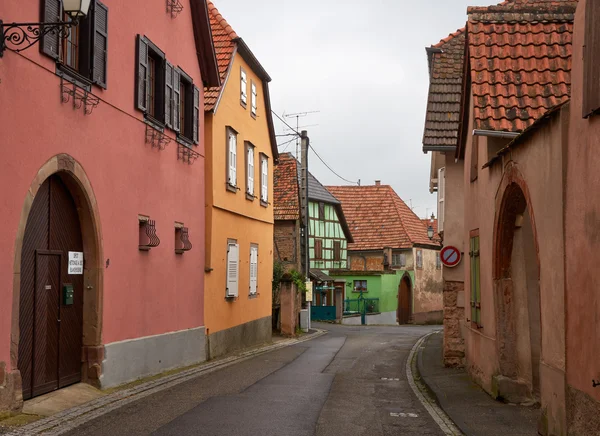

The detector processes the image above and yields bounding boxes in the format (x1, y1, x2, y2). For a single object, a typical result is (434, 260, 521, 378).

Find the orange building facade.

(203, 2, 278, 358)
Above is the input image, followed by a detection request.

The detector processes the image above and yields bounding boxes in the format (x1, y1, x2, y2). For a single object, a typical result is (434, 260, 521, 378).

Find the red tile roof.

(467, 0, 576, 132)
(423, 29, 465, 150)
(325, 185, 438, 251)
(204, 1, 238, 111)
(274, 153, 300, 220)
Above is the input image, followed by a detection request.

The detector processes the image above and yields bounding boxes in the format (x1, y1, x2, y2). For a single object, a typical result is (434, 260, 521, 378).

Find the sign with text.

(68, 251, 84, 275)
(305, 281, 313, 302)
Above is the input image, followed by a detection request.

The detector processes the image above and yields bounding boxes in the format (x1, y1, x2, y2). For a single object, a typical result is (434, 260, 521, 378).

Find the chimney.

(375, 180, 381, 186)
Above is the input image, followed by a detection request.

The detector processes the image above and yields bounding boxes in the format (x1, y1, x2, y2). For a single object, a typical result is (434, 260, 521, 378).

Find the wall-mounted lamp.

(427, 225, 435, 240)
(0, 0, 91, 57)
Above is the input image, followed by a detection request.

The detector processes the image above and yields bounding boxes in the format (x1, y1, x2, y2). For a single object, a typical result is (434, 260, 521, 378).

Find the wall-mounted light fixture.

(0, 0, 91, 57)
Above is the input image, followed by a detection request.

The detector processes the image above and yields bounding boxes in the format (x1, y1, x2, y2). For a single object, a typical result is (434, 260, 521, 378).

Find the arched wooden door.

(397, 276, 412, 324)
(18, 175, 84, 400)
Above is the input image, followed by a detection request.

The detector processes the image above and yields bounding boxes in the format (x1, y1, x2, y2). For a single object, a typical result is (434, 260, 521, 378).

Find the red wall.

(0, 0, 206, 368)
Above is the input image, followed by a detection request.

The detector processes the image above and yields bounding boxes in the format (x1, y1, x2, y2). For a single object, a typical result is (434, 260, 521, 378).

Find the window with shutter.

(193, 86, 200, 144)
(240, 68, 247, 107)
(41, 0, 62, 60)
(92, 1, 108, 88)
(583, 0, 600, 118)
(333, 241, 341, 261)
(165, 62, 173, 127)
(226, 128, 237, 191)
(135, 35, 166, 124)
(437, 167, 445, 233)
(249, 245, 258, 296)
(314, 239, 323, 260)
(173, 68, 181, 132)
(41, 0, 109, 87)
(226, 241, 239, 298)
(260, 154, 268, 205)
(251, 82, 257, 117)
(416, 249, 423, 269)
(245, 143, 255, 199)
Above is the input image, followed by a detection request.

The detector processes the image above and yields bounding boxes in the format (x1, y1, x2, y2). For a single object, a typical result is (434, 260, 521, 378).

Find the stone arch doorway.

(493, 164, 541, 402)
(11, 155, 103, 403)
(397, 274, 412, 325)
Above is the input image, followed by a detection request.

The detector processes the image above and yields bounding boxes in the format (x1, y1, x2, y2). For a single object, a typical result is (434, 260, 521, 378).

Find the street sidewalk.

(0, 329, 326, 436)
(416, 331, 540, 436)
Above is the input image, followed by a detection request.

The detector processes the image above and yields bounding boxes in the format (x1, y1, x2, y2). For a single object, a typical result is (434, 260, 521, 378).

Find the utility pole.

(300, 130, 311, 331)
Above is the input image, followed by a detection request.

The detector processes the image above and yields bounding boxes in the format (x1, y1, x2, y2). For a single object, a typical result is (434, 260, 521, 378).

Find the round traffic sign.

(440, 246, 461, 268)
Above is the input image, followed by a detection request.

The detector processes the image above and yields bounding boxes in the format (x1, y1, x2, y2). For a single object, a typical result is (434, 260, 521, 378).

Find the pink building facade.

(0, 0, 219, 413)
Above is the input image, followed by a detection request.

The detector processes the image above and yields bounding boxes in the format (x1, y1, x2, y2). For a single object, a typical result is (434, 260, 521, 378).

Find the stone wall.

(443, 280, 465, 367)
(349, 252, 385, 271)
(274, 220, 300, 272)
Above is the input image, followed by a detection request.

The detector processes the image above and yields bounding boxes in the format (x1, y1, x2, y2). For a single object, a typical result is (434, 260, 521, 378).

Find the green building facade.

(309, 201, 348, 270)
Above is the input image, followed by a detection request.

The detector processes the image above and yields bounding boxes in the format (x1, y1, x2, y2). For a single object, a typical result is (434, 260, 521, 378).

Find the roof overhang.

(310, 269, 334, 282)
(190, 0, 220, 88)
(423, 145, 457, 153)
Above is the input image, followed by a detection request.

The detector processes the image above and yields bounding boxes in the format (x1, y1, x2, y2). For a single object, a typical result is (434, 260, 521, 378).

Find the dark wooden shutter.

(165, 62, 174, 128)
(135, 35, 148, 112)
(173, 68, 181, 132)
(583, 0, 600, 117)
(333, 241, 341, 261)
(40, 0, 62, 60)
(193, 85, 200, 144)
(315, 239, 323, 260)
(92, 1, 108, 88)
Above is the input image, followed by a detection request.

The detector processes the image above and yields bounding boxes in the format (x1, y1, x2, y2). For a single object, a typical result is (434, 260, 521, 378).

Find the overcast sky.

(213, 0, 489, 219)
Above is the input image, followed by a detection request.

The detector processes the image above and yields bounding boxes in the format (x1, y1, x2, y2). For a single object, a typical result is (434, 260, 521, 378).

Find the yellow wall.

(205, 52, 274, 334)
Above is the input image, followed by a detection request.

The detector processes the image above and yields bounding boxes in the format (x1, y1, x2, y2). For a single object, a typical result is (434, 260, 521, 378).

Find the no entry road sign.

(440, 246, 461, 268)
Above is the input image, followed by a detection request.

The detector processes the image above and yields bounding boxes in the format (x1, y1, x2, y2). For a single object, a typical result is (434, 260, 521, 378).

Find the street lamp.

(427, 225, 434, 240)
(0, 0, 92, 57)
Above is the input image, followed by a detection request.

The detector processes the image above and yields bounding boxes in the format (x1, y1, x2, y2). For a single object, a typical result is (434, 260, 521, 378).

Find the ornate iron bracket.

(61, 78, 100, 115)
(175, 227, 192, 254)
(177, 143, 200, 165)
(166, 0, 184, 18)
(145, 124, 171, 150)
(0, 20, 73, 57)
(139, 219, 160, 251)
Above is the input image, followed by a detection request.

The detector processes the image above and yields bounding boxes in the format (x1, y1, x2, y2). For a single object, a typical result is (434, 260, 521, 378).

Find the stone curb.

(4, 329, 328, 436)
(407, 330, 464, 436)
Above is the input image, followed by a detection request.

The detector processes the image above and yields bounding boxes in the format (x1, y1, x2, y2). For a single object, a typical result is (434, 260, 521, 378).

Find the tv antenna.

(283, 110, 320, 159)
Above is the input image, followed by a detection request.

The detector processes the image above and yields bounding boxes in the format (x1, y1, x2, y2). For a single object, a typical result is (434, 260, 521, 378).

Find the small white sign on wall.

(68, 251, 84, 275)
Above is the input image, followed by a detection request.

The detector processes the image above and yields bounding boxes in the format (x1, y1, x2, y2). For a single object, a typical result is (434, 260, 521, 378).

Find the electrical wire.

(309, 145, 360, 185)
(272, 110, 359, 185)
(277, 137, 296, 148)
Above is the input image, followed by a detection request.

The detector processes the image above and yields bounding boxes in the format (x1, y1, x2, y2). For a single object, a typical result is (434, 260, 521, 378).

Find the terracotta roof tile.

(467, 0, 576, 132)
(423, 29, 465, 150)
(325, 185, 437, 251)
(273, 153, 300, 220)
(204, 1, 238, 111)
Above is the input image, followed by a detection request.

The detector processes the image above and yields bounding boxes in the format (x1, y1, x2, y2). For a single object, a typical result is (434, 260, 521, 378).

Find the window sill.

(177, 135, 194, 147)
(145, 115, 165, 131)
(225, 295, 238, 301)
(352, 290, 367, 293)
(251, 111, 257, 119)
(240, 100, 247, 109)
(246, 192, 256, 201)
(260, 200, 269, 208)
(56, 64, 92, 92)
(248, 293, 259, 299)
(226, 183, 240, 193)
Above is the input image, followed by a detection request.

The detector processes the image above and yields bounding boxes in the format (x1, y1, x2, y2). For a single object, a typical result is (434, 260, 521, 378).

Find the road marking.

(381, 377, 400, 381)
(390, 412, 419, 418)
(406, 331, 464, 436)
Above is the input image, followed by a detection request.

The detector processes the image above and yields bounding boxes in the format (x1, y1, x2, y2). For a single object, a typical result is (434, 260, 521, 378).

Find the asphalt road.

(64, 324, 444, 436)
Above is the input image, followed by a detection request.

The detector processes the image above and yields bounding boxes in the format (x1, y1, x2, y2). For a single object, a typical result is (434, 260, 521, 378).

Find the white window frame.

(260, 154, 268, 205)
(226, 240, 239, 298)
(227, 128, 237, 188)
(249, 244, 258, 296)
(438, 167, 445, 233)
(251, 81, 257, 117)
(240, 68, 247, 106)
(416, 249, 423, 269)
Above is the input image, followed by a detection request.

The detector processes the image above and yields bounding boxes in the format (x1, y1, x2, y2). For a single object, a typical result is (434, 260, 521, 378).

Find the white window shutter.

(241, 70, 247, 104)
(251, 83, 257, 115)
(261, 158, 268, 202)
(229, 133, 237, 186)
(227, 243, 239, 297)
(249, 246, 258, 295)
(248, 148, 254, 195)
(438, 167, 445, 232)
